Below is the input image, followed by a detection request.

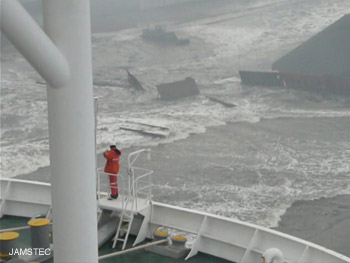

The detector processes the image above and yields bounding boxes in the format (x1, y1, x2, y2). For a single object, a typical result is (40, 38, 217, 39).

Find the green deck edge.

(1, 216, 232, 263)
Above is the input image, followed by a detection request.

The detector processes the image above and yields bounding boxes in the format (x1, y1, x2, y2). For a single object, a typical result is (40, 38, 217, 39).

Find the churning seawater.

(1, 0, 350, 227)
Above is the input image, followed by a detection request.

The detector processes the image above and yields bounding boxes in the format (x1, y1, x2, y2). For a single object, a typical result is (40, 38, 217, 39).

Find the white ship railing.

(127, 149, 153, 211)
(0, 178, 51, 218)
(96, 149, 153, 214)
(96, 169, 126, 210)
(150, 202, 350, 263)
(1, 177, 350, 263)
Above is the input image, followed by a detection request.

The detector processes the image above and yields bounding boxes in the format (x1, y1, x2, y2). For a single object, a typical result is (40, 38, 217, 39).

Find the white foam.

(1, 139, 50, 178)
(2, 0, 350, 229)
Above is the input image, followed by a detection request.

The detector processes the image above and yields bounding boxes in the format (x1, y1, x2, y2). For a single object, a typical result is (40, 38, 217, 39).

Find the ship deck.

(98, 196, 150, 214)
(0, 215, 232, 263)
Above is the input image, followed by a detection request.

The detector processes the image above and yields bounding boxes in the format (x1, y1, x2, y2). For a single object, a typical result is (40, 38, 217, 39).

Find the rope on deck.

(0, 225, 30, 232)
(0, 223, 53, 233)
(98, 239, 168, 261)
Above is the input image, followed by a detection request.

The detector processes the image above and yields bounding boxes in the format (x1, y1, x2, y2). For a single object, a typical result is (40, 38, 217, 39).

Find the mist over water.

(1, 0, 350, 227)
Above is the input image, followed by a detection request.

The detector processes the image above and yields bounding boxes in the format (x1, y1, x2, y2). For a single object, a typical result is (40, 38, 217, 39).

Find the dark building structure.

(240, 15, 350, 96)
(272, 14, 350, 77)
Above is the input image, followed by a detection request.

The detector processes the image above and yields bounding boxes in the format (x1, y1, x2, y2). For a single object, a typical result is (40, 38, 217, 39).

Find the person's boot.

(108, 194, 118, 200)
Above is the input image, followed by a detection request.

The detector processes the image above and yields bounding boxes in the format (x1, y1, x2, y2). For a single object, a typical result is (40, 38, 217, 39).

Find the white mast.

(1, 0, 98, 262)
(43, 1, 98, 262)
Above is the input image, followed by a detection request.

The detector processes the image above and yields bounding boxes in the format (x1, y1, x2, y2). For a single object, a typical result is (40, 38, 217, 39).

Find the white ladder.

(112, 165, 136, 250)
(112, 210, 134, 250)
(109, 149, 153, 250)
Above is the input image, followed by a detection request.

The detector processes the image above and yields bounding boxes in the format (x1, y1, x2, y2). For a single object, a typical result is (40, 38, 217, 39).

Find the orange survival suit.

(104, 145, 121, 198)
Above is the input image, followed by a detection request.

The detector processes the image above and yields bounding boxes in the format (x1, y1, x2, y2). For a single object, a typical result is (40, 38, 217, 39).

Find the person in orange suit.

(104, 145, 121, 200)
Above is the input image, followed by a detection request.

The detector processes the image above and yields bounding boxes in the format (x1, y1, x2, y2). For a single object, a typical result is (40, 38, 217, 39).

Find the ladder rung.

(112, 198, 136, 250)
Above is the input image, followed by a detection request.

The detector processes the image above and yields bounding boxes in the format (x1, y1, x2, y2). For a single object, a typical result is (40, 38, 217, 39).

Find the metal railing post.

(96, 150, 152, 213)
(97, 171, 101, 201)
(149, 174, 152, 201)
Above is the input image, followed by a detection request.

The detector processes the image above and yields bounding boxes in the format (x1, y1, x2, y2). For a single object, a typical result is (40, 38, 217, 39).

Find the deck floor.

(98, 196, 150, 214)
(1, 215, 232, 263)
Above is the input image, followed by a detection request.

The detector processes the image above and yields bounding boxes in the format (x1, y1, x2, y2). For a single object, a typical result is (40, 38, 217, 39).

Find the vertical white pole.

(42, 1, 98, 262)
(94, 97, 98, 171)
(94, 98, 99, 200)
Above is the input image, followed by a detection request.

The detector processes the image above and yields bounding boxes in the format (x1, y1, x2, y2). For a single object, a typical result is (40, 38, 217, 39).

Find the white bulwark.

(1, 178, 350, 263)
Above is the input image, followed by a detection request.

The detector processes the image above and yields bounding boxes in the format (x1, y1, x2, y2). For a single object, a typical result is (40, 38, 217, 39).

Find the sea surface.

(1, 0, 350, 227)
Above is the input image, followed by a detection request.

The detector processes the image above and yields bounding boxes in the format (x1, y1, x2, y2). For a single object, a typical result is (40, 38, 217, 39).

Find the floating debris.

(119, 122, 170, 138)
(126, 70, 144, 91)
(205, 95, 236, 108)
(239, 70, 281, 87)
(141, 25, 189, 46)
(157, 77, 199, 101)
